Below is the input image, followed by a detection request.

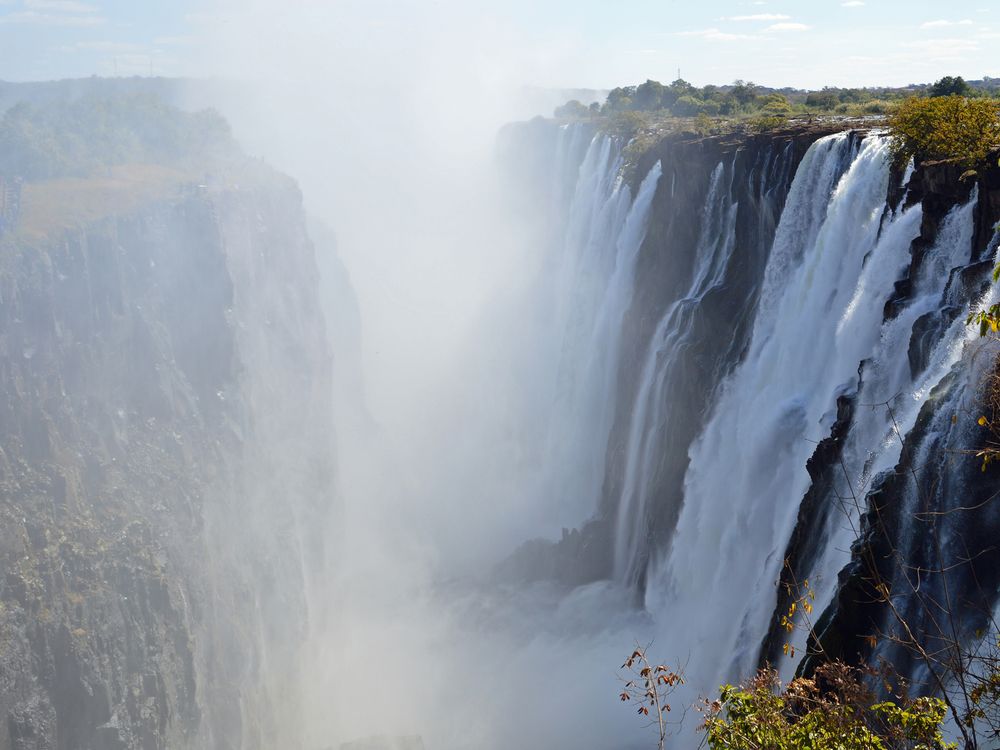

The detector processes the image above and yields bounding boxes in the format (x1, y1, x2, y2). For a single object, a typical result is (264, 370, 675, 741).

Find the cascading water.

(632, 132, 899, 693)
(318, 118, 1000, 750)
(589, 125, 994, 704)
(612, 159, 740, 585)
(530, 126, 663, 529)
(776, 188, 982, 674)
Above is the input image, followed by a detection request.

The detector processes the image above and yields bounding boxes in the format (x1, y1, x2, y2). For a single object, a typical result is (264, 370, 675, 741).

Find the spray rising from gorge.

(3, 2, 1000, 747)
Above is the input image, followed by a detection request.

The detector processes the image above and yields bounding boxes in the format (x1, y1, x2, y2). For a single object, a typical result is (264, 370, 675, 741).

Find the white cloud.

(0, 10, 104, 25)
(900, 36, 980, 60)
(765, 22, 811, 32)
(24, 0, 98, 12)
(921, 19, 974, 28)
(675, 27, 758, 41)
(841, 1, 865, 7)
(723, 13, 791, 21)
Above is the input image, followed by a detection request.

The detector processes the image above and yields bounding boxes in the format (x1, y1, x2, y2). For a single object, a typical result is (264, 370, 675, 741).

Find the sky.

(0, 0, 997, 90)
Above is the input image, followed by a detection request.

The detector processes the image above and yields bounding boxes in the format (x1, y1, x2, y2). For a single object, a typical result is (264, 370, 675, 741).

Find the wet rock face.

(0, 175, 334, 749)
(492, 122, 851, 589)
(602, 127, 849, 575)
(781, 152, 1000, 679)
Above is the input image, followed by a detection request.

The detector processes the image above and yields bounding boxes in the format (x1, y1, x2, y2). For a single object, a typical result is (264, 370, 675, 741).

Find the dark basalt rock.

(806, 359, 1000, 683)
(602, 126, 859, 587)
(494, 519, 613, 589)
(494, 121, 853, 590)
(761, 387, 857, 668)
(781, 147, 1000, 681)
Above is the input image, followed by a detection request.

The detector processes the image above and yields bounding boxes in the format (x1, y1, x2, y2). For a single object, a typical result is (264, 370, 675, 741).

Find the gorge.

(1, 81, 1000, 750)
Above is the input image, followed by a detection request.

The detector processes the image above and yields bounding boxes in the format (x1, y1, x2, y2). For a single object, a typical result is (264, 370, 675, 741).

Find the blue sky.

(0, 0, 997, 89)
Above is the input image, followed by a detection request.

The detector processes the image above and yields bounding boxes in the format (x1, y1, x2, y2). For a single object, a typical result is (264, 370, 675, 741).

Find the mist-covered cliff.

(0, 98, 334, 749)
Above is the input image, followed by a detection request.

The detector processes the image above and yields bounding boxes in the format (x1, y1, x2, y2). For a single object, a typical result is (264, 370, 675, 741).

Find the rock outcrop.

(0, 164, 334, 749)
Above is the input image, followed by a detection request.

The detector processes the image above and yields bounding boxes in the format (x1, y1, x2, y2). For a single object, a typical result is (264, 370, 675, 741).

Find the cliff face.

(496, 122, 854, 588)
(496, 119, 1000, 702)
(0, 168, 334, 749)
(604, 125, 855, 582)
(791, 152, 1000, 675)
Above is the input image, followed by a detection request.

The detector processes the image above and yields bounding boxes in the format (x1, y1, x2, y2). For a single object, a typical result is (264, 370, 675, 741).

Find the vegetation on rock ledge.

(888, 96, 1000, 168)
(0, 93, 235, 180)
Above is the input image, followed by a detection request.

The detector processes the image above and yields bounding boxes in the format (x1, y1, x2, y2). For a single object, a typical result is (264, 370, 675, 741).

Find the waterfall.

(612, 159, 740, 585)
(430, 120, 1000, 749)
(534, 128, 663, 527)
(778, 189, 981, 675)
(637, 132, 915, 691)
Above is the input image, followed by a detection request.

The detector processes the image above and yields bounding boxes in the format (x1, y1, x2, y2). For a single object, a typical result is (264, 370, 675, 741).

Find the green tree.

(806, 90, 840, 110)
(553, 99, 592, 119)
(731, 80, 758, 110)
(931, 76, 973, 98)
(605, 86, 637, 113)
(662, 78, 696, 109)
(887, 95, 1000, 168)
(759, 93, 792, 118)
(672, 95, 705, 117)
(634, 79, 667, 111)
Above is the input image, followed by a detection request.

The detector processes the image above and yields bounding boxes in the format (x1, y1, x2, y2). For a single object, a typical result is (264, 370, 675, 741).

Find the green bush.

(887, 95, 1000, 167)
(704, 663, 954, 750)
(747, 115, 786, 133)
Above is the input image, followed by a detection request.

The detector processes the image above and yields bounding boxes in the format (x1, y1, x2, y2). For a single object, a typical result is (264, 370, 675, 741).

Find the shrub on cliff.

(703, 663, 954, 750)
(619, 652, 956, 750)
(887, 95, 1000, 168)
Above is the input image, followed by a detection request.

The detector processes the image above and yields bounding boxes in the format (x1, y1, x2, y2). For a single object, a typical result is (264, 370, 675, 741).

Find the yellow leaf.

(979, 416, 988, 427)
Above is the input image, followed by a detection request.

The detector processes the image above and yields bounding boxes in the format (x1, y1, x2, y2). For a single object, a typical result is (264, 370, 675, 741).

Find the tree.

(553, 99, 592, 119)
(634, 79, 667, 111)
(931, 76, 972, 98)
(672, 95, 705, 117)
(618, 646, 683, 750)
(806, 90, 840, 110)
(605, 86, 637, 113)
(887, 95, 1000, 167)
(662, 79, 696, 109)
(731, 80, 758, 110)
(759, 93, 792, 118)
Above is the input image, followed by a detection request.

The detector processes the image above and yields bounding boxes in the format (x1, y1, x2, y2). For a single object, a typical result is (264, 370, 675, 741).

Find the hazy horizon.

(0, 0, 997, 90)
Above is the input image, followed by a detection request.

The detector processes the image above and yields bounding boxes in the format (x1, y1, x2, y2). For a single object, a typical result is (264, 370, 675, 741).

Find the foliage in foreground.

(619, 647, 684, 750)
(887, 95, 1000, 168)
(702, 663, 953, 750)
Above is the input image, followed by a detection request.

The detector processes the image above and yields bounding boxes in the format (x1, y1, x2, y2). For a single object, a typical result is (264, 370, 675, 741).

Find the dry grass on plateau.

(16, 163, 191, 241)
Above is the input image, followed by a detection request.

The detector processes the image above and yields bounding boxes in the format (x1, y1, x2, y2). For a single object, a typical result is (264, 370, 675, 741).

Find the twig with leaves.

(619, 645, 685, 750)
